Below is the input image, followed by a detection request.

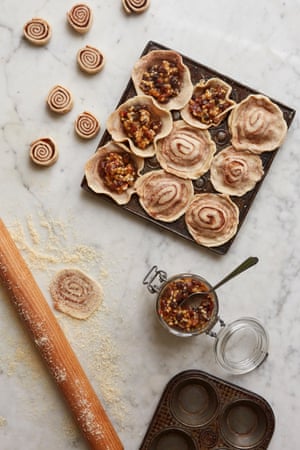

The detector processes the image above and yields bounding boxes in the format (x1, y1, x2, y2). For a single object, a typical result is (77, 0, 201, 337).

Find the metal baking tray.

(81, 40, 296, 255)
(139, 369, 275, 450)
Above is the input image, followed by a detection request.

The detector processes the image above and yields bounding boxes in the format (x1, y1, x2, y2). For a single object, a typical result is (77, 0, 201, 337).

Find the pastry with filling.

(67, 4, 93, 33)
(135, 169, 194, 222)
(156, 120, 216, 179)
(210, 146, 264, 196)
(228, 94, 287, 153)
(122, 0, 150, 14)
(23, 18, 51, 46)
(185, 193, 239, 247)
(181, 77, 235, 129)
(131, 50, 193, 110)
(85, 141, 144, 205)
(106, 95, 172, 157)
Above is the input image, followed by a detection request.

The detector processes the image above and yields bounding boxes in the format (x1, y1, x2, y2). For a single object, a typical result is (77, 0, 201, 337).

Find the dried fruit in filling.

(99, 151, 138, 194)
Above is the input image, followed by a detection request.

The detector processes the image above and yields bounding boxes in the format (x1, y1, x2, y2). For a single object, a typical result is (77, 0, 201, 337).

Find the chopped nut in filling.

(139, 59, 182, 104)
(188, 85, 232, 125)
(158, 277, 216, 333)
(98, 151, 138, 193)
(119, 104, 162, 149)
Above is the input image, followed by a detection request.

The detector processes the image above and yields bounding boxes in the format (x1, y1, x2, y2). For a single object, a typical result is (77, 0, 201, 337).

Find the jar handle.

(143, 265, 167, 294)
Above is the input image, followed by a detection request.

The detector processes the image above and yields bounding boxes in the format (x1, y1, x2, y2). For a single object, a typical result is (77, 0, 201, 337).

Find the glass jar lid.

(214, 317, 269, 375)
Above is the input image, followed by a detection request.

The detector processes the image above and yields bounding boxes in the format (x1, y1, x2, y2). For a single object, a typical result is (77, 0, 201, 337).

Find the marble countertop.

(1, 0, 300, 449)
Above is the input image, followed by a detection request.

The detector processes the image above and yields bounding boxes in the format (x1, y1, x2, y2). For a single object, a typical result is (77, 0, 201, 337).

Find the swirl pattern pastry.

(122, 0, 150, 14)
(67, 4, 93, 33)
(75, 111, 100, 139)
(156, 120, 216, 179)
(77, 45, 105, 74)
(50, 269, 103, 320)
(29, 137, 58, 166)
(135, 170, 194, 222)
(47, 85, 73, 114)
(228, 94, 287, 153)
(185, 193, 239, 247)
(23, 18, 51, 46)
(210, 146, 264, 196)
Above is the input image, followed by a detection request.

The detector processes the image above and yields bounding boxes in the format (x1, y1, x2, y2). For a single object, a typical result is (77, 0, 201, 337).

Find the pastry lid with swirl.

(106, 95, 173, 157)
(135, 169, 194, 222)
(156, 120, 216, 180)
(84, 141, 144, 205)
(210, 146, 264, 197)
(131, 50, 193, 110)
(228, 94, 288, 153)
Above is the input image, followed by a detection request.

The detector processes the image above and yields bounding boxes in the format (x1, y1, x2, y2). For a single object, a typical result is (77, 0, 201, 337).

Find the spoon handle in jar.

(211, 256, 259, 292)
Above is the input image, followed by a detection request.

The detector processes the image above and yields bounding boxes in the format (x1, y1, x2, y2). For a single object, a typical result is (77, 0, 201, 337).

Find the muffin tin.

(140, 370, 275, 450)
(81, 40, 296, 255)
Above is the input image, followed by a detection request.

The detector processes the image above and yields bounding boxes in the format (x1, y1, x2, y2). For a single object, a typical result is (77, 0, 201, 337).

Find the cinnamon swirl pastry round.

(75, 111, 100, 139)
(135, 170, 194, 222)
(77, 45, 105, 74)
(122, 0, 150, 14)
(228, 94, 287, 153)
(210, 146, 264, 196)
(29, 137, 58, 167)
(185, 193, 239, 247)
(47, 85, 73, 114)
(23, 18, 51, 46)
(50, 269, 103, 320)
(156, 120, 216, 179)
(67, 4, 93, 33)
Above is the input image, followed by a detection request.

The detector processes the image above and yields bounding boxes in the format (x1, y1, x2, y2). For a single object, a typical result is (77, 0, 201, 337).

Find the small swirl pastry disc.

(135, 169, 194, 222)
(77, 45, 105, 74)
(47, 85, 73, 114)
(23, 18, 51, 46)
(156, 120, 216, 179)
(29, 137, 58, 167)
(210, 146, 264, 196)
(50, 268, 103, 320)
(75, 111, 100, 139)
(185, 193, 239, 247)
(122, 0, 150, 14)
(67, 3, 93, 33)
(228, 94, 287, 153)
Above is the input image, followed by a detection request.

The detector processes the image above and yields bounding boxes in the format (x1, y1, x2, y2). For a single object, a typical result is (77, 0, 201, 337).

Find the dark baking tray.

(139, 369, 275, 450)
(81, 40, 296, 255)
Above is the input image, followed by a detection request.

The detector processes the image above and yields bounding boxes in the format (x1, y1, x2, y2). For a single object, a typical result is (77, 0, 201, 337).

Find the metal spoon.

(182, 256, 259, 308)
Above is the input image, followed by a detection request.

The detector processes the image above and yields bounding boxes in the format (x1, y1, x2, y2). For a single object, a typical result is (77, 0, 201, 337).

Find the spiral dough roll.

(77, 45, 105, 74)
(122, 0, 150, 14)
(47, 85, 73, 114)
(29, 137, 58, 167)
(49, 269, 103, 320)
(75, 111, 100, 139)
(67, 4, 93, 33)
(23, 18, 51, 46)
(185, 193, 239, 247)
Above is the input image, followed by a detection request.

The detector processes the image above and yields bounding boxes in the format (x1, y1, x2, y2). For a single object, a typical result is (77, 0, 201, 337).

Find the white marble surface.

(0, 0, 300, 449)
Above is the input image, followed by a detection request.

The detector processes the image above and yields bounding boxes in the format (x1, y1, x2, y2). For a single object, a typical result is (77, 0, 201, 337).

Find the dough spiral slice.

(210, 146, 264, 196)
(77, 45, 105, 74)
(29, 137, 58, 166)
(228, 94, 287, 153)
(185, 193, 239, 247)
(47, 85, 73, 114)
(122, 0, 150, 14)
(156, 120, 216, 179)
(23, 18, 51, 46)
(67, 4, 93, 33)
(50, 269, 103, 320)
(135, 169, 194, 222)
(75, 111, 100, 139)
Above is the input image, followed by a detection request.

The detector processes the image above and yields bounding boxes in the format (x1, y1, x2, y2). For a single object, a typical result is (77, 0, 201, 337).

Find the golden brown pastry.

(132, 50, 193, 110)
(135, 169, 194, 222)
(156, 120, 216, 179)
(67, 4, 93, 33)
(29, 137, 58, 166)
(23, 18, 51, 46)
(122, 0, 150, 14)
(47, 85, 73, 114)
(77, 45, 105, 74)
(228, 94, 287, 153)
(75, 111, 100, 139)
(185, 193, 239, 247)
(210, 146, 264, 196)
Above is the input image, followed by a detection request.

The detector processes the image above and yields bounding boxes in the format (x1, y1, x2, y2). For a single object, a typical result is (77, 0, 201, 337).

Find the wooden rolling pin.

(0, 219, 123, 450)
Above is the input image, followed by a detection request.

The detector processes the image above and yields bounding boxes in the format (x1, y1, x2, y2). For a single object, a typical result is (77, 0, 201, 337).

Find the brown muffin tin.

(140, 370, 275, 450)
(81, 40, 296, 255)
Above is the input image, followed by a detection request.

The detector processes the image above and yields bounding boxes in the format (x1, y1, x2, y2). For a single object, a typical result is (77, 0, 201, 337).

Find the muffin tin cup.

(140, 370, 275, 450)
